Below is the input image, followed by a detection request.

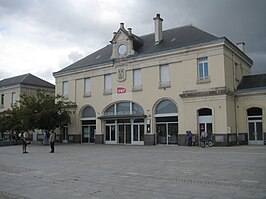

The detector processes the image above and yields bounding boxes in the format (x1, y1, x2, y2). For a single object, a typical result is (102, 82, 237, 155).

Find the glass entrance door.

(133, 124, 144, 145)
(157, 123, 178, 145)
(248, 121, 263, 145)
(199, 123, 213, 140)
(168, 123, 178, 144)
(106, 124, 116, 144)
(118, 124, 131, 144)
(82, 126, 96, 143)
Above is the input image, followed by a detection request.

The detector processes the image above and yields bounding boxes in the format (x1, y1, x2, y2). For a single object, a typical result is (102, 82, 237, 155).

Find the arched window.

(82, 106, 96, 118)
(247, 107, 262, 116)
(198, 108, 212, 116)
(103, 101, 144, 116)
(155, 99, 177, 115)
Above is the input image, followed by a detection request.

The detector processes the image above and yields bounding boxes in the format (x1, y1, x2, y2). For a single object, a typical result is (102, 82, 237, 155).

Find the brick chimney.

(153, 14, 163, 44)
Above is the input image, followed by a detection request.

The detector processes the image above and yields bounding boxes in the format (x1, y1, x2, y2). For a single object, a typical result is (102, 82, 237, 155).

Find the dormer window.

(110, 23, 143, 60)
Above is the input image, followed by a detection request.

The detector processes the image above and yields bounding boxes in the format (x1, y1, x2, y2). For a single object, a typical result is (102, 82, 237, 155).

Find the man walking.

(49, 130, 56, 153)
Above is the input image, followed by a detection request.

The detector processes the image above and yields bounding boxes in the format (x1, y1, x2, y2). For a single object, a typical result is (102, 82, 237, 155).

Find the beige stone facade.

(54, 15, 265, 146)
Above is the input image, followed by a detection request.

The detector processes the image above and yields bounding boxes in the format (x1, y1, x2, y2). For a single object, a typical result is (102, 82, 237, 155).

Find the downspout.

(234, 95, 239, 145)
(232, 52, 238, 145)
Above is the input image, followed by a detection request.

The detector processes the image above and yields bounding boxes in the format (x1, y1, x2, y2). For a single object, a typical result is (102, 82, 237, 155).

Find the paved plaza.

(0, 144, 266, 199)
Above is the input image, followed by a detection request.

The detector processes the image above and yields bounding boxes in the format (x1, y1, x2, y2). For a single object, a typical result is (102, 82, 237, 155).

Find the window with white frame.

(160, 64, 170, 88)
(104, 74, 112, 94)
(197, 57, 209, 81)
(62, 81, 68, 99)
(11, 92, 16, 107)
(84, 78, 91, 96)
(1, 94, 4, 107)
(133, 69, 142, 91)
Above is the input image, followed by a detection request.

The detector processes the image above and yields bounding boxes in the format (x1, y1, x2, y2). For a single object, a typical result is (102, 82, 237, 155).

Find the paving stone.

(0, 144, 265, 199)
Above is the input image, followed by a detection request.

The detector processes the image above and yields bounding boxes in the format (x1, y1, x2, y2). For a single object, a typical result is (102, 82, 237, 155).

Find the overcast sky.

(0, 0, 265, 84)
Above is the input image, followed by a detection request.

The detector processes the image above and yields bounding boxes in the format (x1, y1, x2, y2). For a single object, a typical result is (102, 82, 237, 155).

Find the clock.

(118, 44, 126, 55)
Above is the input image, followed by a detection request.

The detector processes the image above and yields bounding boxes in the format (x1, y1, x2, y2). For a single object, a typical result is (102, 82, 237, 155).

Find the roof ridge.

(21, 73, 31, 83)
(139, 24, 194, 38)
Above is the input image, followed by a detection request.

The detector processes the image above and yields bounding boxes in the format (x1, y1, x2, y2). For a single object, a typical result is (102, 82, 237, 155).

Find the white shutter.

(85, 78, 91, 96)
(134, 69, 141, 87)
(160, 65, 169, 85)
(63, 81, 68, 98)
(105, 74, 112, 92)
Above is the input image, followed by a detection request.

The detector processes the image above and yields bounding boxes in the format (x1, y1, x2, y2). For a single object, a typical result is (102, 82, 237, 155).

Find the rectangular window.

(1, 94, 4, 107)
(62, 81, 68, 99)
(104, 74, 112, 94)
(159, 64, 170, 88)
(11, 92, 16, 107)
(197, 57, 209, 82)
(133, 69, 142, 91)
(84, 78, 91, 96)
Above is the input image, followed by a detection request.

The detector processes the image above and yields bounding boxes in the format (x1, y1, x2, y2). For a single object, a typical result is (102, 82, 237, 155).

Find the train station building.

(53, 14, 266, 146)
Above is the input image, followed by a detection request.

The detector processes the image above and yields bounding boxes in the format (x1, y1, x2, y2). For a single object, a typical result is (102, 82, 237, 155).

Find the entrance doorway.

(247, 107, 263, 145)
(155, 99, 178, 145)
(102, 101, 145, 145)
(105, 119, 145, 145)
(248, 121, 263, 145)
(106, 123, 116, 144)
(82, 125, 96, 143)
(198, 108, 213, 140)
(156, 122, 178, 145)
(81, 106, 96, 143)
(118, 122, 131, 144)
(133, 119, 144, 145)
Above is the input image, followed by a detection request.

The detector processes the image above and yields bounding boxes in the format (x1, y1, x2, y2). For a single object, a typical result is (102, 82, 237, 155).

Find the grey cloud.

(68, 51, 83, 62)
(1, 0, 265, 80)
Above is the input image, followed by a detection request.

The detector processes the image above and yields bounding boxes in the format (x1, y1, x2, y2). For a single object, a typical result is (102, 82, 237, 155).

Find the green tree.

(19, 90, 71, 131)
(0, 105, 23, 139)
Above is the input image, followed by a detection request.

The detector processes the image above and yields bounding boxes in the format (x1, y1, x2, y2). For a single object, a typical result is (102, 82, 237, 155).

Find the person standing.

(22, 130, 29, 154)
(49, 130, 56, 153)
(186, 130, 193, 146)
(42, 130, 47, 146)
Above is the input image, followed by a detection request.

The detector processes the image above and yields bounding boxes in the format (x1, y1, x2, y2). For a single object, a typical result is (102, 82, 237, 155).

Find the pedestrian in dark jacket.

(186, 130, 193, 146)
(49, 131, 56, 153)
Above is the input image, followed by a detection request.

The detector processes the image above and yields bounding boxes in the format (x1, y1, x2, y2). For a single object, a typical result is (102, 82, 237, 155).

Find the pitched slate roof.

(54, 25, 221, 75)
(0, 73, 55, 89)
(237, 74, 266, 91)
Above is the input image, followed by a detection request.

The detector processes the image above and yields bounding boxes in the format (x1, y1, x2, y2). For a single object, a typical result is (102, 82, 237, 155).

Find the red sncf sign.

(117, 87, 126, 94)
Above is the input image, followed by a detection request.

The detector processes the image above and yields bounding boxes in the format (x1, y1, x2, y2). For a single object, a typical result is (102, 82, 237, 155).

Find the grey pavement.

(0, 144, 266, 199)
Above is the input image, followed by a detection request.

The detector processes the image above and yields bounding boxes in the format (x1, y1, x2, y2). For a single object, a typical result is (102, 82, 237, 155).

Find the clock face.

(118, 44, 126, 55)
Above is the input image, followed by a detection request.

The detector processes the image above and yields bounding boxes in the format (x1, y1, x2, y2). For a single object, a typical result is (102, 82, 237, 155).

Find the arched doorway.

(155, 99, 178, 145)
(81, 106, 96, 143)
(101, 101, 145, 145)
(198, 108, 213, 140)
(247, 107, 263, 145)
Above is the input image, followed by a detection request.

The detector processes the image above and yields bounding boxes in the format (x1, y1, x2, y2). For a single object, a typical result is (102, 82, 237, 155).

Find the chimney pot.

(236, 42, 245, 52)
(128, 28, 132, 35)
(120, 23, 124, 29)
(153, 14, 163, 44)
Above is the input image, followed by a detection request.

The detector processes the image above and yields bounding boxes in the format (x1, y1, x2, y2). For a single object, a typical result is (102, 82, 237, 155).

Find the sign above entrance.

(117, 87, 127, 94)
